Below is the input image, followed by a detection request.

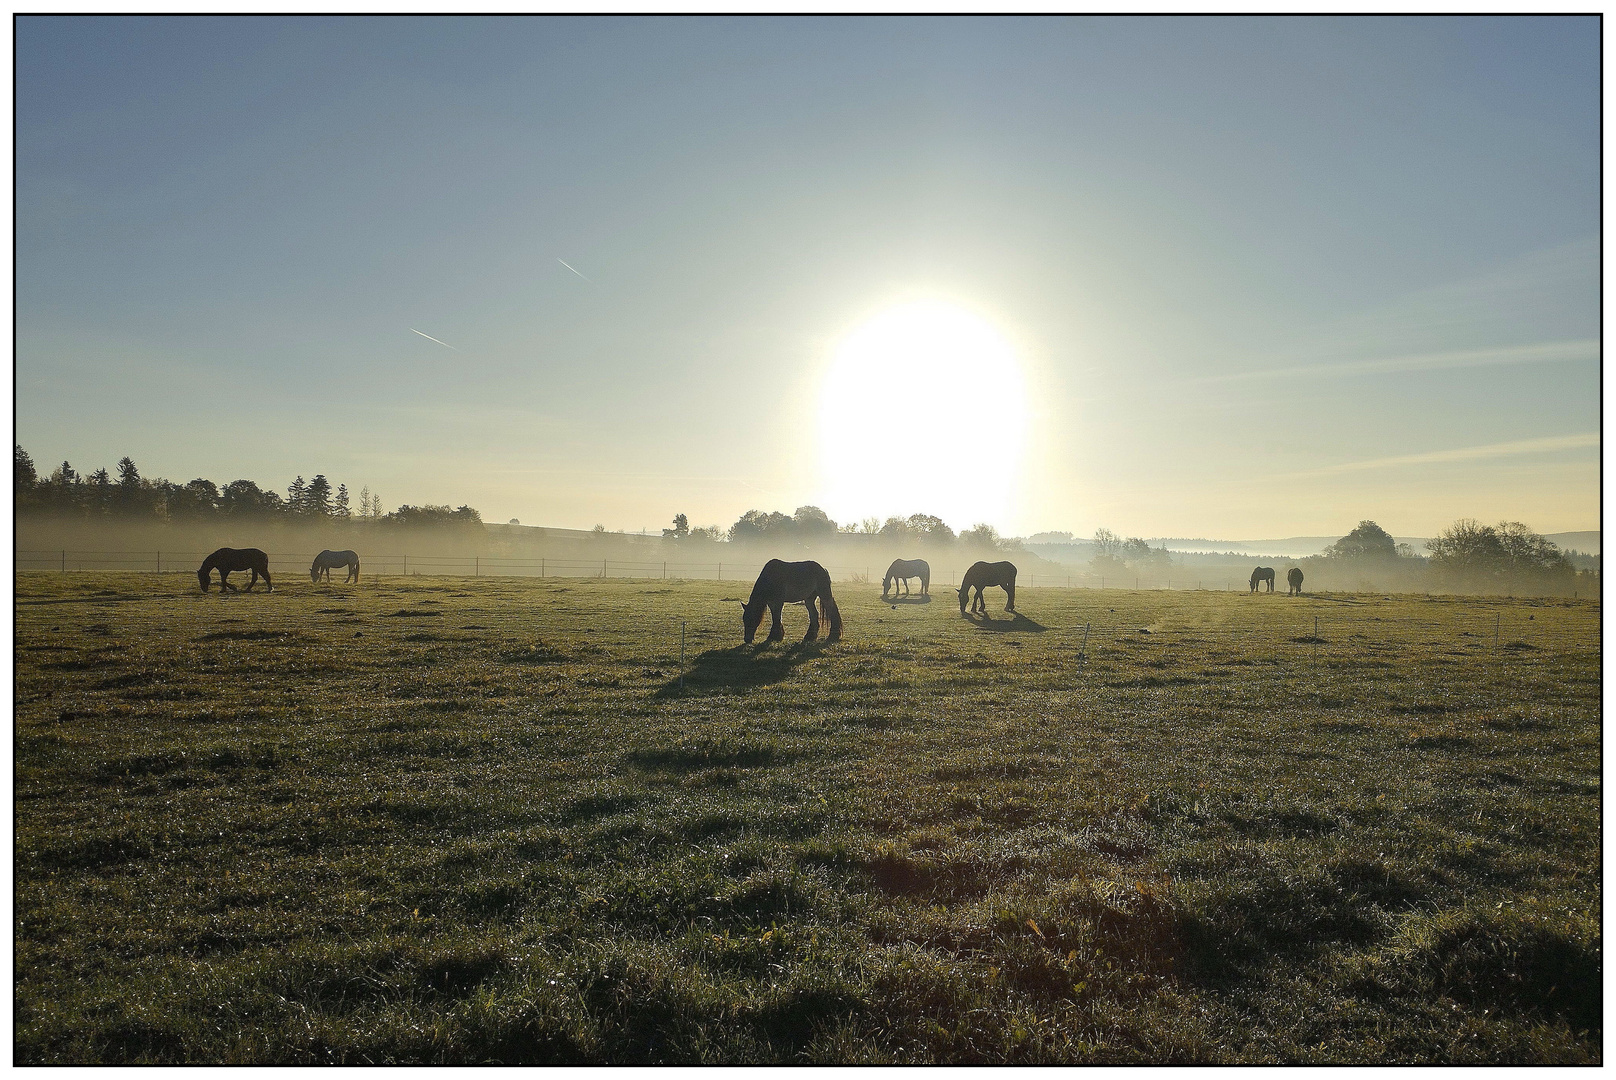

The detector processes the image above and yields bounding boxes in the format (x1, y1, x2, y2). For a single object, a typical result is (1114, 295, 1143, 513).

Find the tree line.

(663, 507, 1011, 552)
(14, 446, 482, 528)
(1082, 518, 1592, 594)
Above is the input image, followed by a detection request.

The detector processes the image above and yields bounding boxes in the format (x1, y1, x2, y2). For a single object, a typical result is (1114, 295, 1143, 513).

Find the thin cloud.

(409, 328, 459, 351)
(1286, 432, 1599, 479)
(557, 258, 591, 282)
(1192, 339, 1597, 385)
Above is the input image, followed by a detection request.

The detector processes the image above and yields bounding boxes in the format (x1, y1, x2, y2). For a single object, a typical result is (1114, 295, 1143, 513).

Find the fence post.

(680, 621, 686, 690)
(475, 557, 479, 577)
(602, 558, 607, 579)
(718, 562, 722, 581)
(541, 558, 545, 578)
(402, 554, 407, 577)
(62, 550, 66, 572)
(157, 551, 161, 573)
(663, 561, 666, 579)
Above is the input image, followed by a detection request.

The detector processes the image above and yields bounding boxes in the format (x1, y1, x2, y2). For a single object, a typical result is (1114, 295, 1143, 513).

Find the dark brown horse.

(881, 558, 930, 599)
(1286, 567, 1304, 596)
(199, 547, 272, 593)
(741, 559, 842, 643)
(959, 560, 1017, 616)
(1250, 567, 1275, 593)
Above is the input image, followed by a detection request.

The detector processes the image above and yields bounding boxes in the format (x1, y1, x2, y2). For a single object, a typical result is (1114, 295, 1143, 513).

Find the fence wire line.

(14, 549, 1598, 602)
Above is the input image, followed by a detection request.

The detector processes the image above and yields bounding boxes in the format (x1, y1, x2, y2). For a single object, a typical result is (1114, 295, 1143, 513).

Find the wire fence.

(13, 549, 1353, 593)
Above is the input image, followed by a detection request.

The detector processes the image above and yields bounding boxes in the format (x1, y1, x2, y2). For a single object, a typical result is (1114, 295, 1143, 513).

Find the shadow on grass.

(880, 594, 933, 605)
(655, 641, 830, 697)
(965, 612, 1048, 633)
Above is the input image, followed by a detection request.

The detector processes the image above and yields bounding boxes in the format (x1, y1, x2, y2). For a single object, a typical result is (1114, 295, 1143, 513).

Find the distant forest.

(14, 446, 481, 529)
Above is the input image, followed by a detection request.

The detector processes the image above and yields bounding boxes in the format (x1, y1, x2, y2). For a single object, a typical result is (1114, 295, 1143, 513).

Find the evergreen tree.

(116, 456, 139, 487)
(14, 445, 36, 490)
(287, 476, 307, 514)
(334, 484, 351, 518)
(306, 474, 333, 517)
(87, 469, 113, 516)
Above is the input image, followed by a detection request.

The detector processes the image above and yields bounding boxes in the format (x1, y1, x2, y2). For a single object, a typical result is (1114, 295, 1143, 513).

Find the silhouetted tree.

(959, 523, 1002, 550)
(15, 445, 36, 491)
(1328, 520, 1397, 561)
(305, 474, 333, 517)
(334, 484, 351, 519)
(793, 506, 837, 541)
(86, 469, 113, 517)
(664, 513, 690, 540)
(220, 479, 283, 517)
(287, 476, 307, 514)
(729, 510, 793, 543)
(385, 504, 484, 528)
(168, 478, 220, 518)
(1428, 519, 1572, 590)
(906, 513, 955, 545)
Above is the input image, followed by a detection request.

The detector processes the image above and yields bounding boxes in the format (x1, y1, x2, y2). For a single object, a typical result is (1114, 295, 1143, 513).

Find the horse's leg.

(804, 597, 819, 642)
(1005, 580, 1016, 611)
(767, 601, 785, 642)
(221, 570, 237, 593)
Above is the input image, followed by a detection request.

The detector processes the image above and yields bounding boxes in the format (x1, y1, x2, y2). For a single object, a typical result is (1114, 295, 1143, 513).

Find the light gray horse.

(311, 549, 360, 583)
(882, 558, 930, 599)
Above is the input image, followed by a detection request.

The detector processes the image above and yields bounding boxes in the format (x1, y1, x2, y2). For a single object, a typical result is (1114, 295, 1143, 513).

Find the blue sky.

(16, 16, 1600, 536)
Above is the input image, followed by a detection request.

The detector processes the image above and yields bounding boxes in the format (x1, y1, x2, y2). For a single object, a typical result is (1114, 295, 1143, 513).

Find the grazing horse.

(1287, 567, 1304, 596)
(959, 560, 1017, 616)
(882, 558, 930, 599)
(1250, 567, 1275, 593)
(311, 549, 361, 583)
(741, 559, 843, 644)
(198, 547, 272, 593)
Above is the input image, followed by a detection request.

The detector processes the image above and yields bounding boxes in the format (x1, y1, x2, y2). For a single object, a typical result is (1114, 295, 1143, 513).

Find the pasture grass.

(14, 572, 1601, 1063)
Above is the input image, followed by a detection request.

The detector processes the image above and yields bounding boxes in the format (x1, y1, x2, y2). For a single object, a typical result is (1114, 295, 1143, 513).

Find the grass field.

(14, 571, 1601, 1063)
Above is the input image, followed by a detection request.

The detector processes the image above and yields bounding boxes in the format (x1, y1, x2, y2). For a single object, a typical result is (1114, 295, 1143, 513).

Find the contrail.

(1188, 339, 1597, 385)
(1281, 432, 1599, 479)
(409, 328, 459, 351)
(557, 258, 591, 282)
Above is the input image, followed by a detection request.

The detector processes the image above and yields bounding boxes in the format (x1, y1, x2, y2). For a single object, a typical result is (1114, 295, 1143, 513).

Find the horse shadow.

(655, 640, 829, 697)
(965, 612, 1048, 633)
(882, 595, 932, 606)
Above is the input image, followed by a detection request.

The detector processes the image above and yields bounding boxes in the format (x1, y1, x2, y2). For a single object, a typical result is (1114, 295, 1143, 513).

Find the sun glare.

(817, 300, 1028, 530)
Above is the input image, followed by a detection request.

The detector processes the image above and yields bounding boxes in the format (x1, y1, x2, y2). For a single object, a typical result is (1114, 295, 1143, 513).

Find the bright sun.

(817, 300, 1028, 530)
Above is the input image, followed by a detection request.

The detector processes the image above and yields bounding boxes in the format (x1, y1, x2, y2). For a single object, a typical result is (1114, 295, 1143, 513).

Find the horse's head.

(310, 564, 321, 583)
(198, 568, 211, 592)
(740, 599, 765, 643)
(958, 586, 968, 614)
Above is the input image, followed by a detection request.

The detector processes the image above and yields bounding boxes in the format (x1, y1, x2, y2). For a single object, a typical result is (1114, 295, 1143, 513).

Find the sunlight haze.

(15, 16, 1599, 539)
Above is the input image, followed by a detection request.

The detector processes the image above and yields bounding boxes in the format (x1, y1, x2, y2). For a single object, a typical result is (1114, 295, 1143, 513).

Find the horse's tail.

(819, 580, 842, 642)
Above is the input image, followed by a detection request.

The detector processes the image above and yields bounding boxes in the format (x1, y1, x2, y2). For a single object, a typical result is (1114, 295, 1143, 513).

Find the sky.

(15, 16, 1601, 539)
